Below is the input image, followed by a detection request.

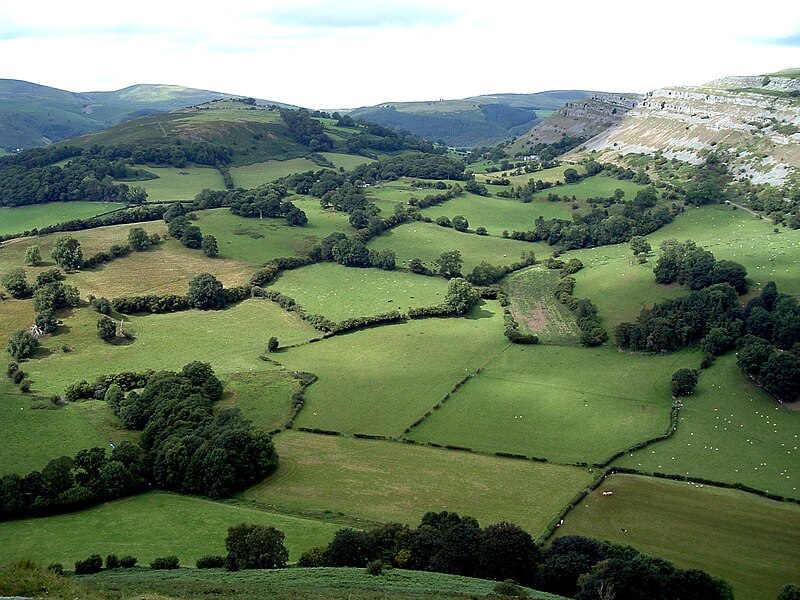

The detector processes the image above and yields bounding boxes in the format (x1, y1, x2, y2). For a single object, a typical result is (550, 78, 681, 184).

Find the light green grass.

(24, 299, 319, 396)
(367, 180, 457, 214)
(419, 194, 571, 237)
(368, 222, 551, 275)
(555, 474, 800, 600)
(215, 370, 299, 432)
(246, 431, 594, 539)
(0, 491, 340, 565)
(614, 354, 800, 498)
(269, 263, 449, 321)
(280, 302, 508, 436)
(532, 174, 644, 201)
(0, 202, 124, 236)
(193, 202, 353, 265)
(476, 165, 576, 187)
(502, 266, 580, 345)
(124, 166, 225, 202)
(408, 345, 696, 464)
(320, 152, 375, 170)
(230, 158, 318, 189)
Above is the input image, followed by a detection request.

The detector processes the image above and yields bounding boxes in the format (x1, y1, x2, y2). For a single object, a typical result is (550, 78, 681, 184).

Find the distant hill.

(348, 91, 592, 147)
(0, 79, 292, 151)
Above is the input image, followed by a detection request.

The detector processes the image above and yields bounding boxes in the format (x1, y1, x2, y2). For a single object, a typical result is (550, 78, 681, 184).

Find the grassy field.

(615, 354, 800, 497)
(281, 302, 508, 436)
(475, 164, 576, 187)
(0, 491, 340, 565)
(502, 266, 580, 344)
(320, 152, 375, 170)
(230, 158, 318, 189)
(269, 263, 449, 321)
(0, 201, 123, 236)
(407, 345, 695, 465)
(24, 299, 319, 395)
(367, 180, 462, 214)
(78, 566, 568, 600)
(215, 369, 300, 432)
(125, 166, 225, 202)
(554, 473, 800, 600)
(368, 221, 551, 274)
(193, 202, 353, 265)
(532, 174, 644, 201)
(245, 431, 594, 539)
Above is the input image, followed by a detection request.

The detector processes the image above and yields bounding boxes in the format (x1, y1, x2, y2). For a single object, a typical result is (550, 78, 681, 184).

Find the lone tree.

(1, 268, 31, 298)
(445, 278, 480, 314)
(452, 215, 469, 232)
(97, 317, 117, 342)
(267, 336, 279, 352)
(127, 227, 151, 251)
(25, 245, 42, 266)
(187, 273, 226, 310)
(630, 236, 652, 257)
(671, 368, 698, 397)
(51, 236, 83, 271)
(7, 330, 39, 360)
(434, 250, 463, 279)
(225, 523, 289, 569)
(202, 235, 219, 258)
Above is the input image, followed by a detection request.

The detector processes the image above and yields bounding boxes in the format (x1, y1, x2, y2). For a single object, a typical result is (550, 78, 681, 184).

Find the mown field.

(407, 345, 694, 465)
(230, 158, 318, 189)
(555, 474, 800, 600)
(246, 431, 594, 538)
(281, 303, 508, 436)
(0, 201, 123, 236)
(615, 354, 799, 498)
(269, 263, 449, 321)
(0, 491, 341, 565)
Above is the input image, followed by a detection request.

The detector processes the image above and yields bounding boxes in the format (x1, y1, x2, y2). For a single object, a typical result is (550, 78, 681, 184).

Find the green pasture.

(215, 369, 299, 432)
(0, 491, 340, 566)
(555, 474, 800, 600)
(368, 222, 551, 274)
(532, 174, 645, 201)
(78, 567, 567, 600)
(408, 345, 694, 465)
(476, 165, 578, 187)
(0, 297, 34, 345)
(23, 299, 319, 395)
(280, 302, 508, 436)
(193, 202, 353, 265)
(320, 152, 375, 170)
(124, 166, 225, 202)
(230, 158, 318, 189)
(0, 201, 123, 236)
(269, 263, 449, 321)
(419, 193, 571, 236)
(501, 266, 580, 345)
(615, 354, 800, 498)
(367, 180, 460, 214)
(245, 431, 594, 538)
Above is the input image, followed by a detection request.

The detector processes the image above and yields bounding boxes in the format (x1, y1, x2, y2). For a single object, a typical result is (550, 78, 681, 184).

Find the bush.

(7, 330, 39, 360)
(366, 559, 385, 575)
(225, 523, 288, 569)
(150, 555, 180, 570)
(297, 546, 329, 567)
(224, 552, 240, 572)
(476, 226, 487, 235)
(494, 579, 526, 597)
(119, 555, 138, 568)
(196, 555, 226, 569)
(46, 562, 64, 575)
(671, 368, 698, 397)
(267, 336, 279, 352)
(93, 297, 112, 315)
(96, 317, 116, 342)
(700, 353, 716, 369)
(74, 554, 103, 574)
(105, 554, 120, 569)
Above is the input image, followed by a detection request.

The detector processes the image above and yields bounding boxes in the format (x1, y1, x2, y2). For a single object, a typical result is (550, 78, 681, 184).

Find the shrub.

(94, 297, 112, 315)
(119, 555, 138, 568)
(476, 226, 487, 235)
(700, 353, 716, 369)
(150, 555, 180, 570)
(74, 554, 103, 574)
(366, 559, 385, 575)
(267, 336, 279, 352)
(297, 546, 329, 567)
(97, 317, 117, 342)
(671, 368, 698, 397)
(105, 554, 120, 569)
(224, 552, 240, 572)
(46, 562, 64, 575)
(494, 579, 526, 597)
(7, 330, 39, 360)
(196, 555, 226, 569)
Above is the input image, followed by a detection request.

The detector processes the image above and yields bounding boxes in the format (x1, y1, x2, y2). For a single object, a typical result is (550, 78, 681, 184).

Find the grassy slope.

(214, 369, 300, 432)
(615, 354, 799, 497)
(280, 302, 508, 436)
(0, 491, 340, 565)
(230, 158, 319, 189)
(320, 152, 375, 170)
(126, 166, 225, 202)
(269, 263, 449, 321)
(531, 174, 644, 201)
(407, 345, 695, 465)
(554, 474, 800, 600)
(246, 431, 593, 539)
(0, 202, 124, 236)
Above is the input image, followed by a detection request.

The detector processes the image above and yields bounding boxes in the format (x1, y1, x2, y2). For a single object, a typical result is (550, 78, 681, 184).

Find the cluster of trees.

(280, 108, 333, 151)
(163, 204, 219, 256)
(351, 153, 467, 183)
(129, 142, 232, 168)
(294, 513, 731, 600)
(654, 239, 748, 294)
(342, 121, 438, 155)
(307, 232, 396, 270)
(553, 276, 607, 346)
(109, 274, 249, 314)
(226, 186, 307, 226)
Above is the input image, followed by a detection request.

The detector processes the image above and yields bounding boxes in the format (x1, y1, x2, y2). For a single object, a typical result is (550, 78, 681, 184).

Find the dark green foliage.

(297, 546, 329, 567)
(7, 330, 39, 360)
(280, 108, 332, 150)
(35, 309, 58, 335)
(466, 262, 506, 286)
(700, 353, 716, 369)
(224, 552, 240, 572)
(654, 239, 748, 294)
(476, 226, 487, 235)
(150, 555, 180, 570)
(444, 278, 480, 314)
(111, 293, 190, 314)
(267, 337, 279, 352)
(196, 555, 225, 569)
(225, 523, 289, 569)
(187, 273, 226, 310)
(434, 250, 463, 279)
(127, 227, 151, 251)
(46, 562, 64, 575)
(1, 268, 31, 298)
(700, 327, 734, 356)
(366, 559, 385, 575)
(201, 234, 219, 257)
(332, 238, 370, 267)
(759, 353, 800, 401)
(477, 522, 538, 584)
(369, 249, 396, 271)
(74, 554, 102, 575)
(494, 579, 527, 597)
(180, 225, 203, 249)
(118, 555, 137, 568)
(351, 153, 466, 182)
(778, 584, 800, 600)
(105, 554, 120, 569)
(93, 297, 112, 315)
(32, 281, 79, 313)
(452, 215, 469, 231)
(563, 168, 580, 183)
(671, 369, 699, 397)
(96, 317, 116, 342)
(327, 528, 375, 567)
(408, 258, 430, 275)
(50, 236, 83, 271)
(37, 269, 66, 288)
(435, 215, 452, 228)
(250, 263, 280, 286)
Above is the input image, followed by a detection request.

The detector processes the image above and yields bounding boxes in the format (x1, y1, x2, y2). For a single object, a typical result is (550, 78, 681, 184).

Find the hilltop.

(0, 79, 292, 151)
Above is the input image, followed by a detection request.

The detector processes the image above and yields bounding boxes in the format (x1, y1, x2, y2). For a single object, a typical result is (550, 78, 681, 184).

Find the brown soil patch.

(514, 302, 549, 333)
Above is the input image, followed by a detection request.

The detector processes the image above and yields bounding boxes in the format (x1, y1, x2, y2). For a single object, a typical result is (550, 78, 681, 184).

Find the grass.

(269, 263, 449, 321)
(368, 221, 551, 275)
(0, 491, 341, 566)
(24, 299, 319, 396)
(193, 202, 353, 266)
(614, 354, 800, 498)
(245, 431, 594, 539)
(230, 158, 319, 189)
(407, 345, 696, 465)
(554, 473, 800, 600)
(280, 302, 509, 436)
(78, 566, 568, 600)
(320, 152, 375, 170)
(502, 266, 580, 344)
(475, 165, 577, 188)
(215, 369, 300, 432)
(0, 201, 124, 236)
(532, 174, 644, 201)
(123, 166, 226, 202)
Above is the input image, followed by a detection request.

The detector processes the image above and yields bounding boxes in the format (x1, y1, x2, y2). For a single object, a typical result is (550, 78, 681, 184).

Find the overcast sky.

(2, 0, 799, 108)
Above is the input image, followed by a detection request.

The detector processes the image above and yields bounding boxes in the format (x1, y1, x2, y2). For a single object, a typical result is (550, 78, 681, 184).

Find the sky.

(1, 0, 799, 108)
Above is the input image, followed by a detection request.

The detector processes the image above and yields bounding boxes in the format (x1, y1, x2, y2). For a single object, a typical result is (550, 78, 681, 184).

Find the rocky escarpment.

(576, 73, 800, 185)
(507, 92, 643, 155)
